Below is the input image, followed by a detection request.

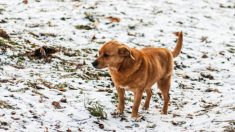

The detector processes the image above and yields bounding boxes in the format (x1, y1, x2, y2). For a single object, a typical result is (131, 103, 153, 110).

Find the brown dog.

(92, 31, 183, 120)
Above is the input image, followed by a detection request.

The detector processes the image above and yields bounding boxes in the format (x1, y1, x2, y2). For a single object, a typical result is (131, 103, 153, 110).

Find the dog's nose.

(92, 60, 98, 68)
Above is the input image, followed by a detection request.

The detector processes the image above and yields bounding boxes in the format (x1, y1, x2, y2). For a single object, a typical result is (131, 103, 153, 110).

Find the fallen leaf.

(97, 89, 113, 93)
(11, 111, 16, 115)
(0, 121, 8, 126)
(106, 16, 121, 23)
(93, 121, 104, 129)
(40, 33, 56, 37)
(125, 126, 132, 128)
(52, 101, 62, 109)
(202, 54, 208, 58)
(205, 88, 221, 93)
(0, 29, 10, 39)
(23, 0, 28, 4)
(11, 117, 20, 120)
(200, 72, 214, 80)
(99, 123, 104, 129)
(201, 36, 208, 42)
(60, 98, 67, 103)
(27, 46, 58, 59)
(75, 25, 94, 30)
(58, 88, 66, 92)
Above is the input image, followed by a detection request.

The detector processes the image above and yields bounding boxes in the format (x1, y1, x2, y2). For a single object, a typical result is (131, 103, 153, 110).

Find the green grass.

(0, 38, 9, 47)
(75, 25, 93, 30)
(0, 38, 5, 46)
(228, 48, 235, 53)
(85, 100, 107, 119)
(0, 100, 14, 109)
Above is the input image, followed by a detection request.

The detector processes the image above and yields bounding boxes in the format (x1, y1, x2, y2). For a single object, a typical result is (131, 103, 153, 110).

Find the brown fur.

(92, 31, 183, 119)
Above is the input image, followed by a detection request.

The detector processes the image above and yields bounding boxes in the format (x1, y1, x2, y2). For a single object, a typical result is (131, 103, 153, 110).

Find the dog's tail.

(172, 31, 183, 58)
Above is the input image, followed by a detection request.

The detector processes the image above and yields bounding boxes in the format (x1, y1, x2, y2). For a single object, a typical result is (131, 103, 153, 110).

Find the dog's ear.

(118, 46, 135, 60)
(118, 46, 130, 57)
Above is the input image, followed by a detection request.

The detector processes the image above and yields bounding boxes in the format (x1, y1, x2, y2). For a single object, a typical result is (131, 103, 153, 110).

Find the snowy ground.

(0, 0, 235, 131)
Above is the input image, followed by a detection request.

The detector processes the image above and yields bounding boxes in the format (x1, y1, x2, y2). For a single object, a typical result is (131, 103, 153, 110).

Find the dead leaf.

(75, 25, 94, 30)
(200, 72, 214, 80)
(106, 16, 121, 23)
(205, 88, 221, 93)
(0, 121, 8, 126)
(97, 89, 113, 93)
(0, 29, 10, 39)
(27, 46, 58, 59)
(58, 88, 66, 92)
(171, 120, 186, 126)
(99, 123, 104, 129)
(202, 54, 208, 58)
(60, 98, 67, 103)
(84, 12, 95, 22)
(11, 111, 16, 115)
(11, 117, 20, 120)
(125, 126, 132, 128)
(201, 36, 211, 43)
(40, 33, 56, 37)
(29, 32, 39, 37)
(76, 63, 84, 69)
(52, 101, 62, 109)
(91, 35, 96, 41)
(23, 0, 28, 4)
(201, 36, 208, 42)
(202, 103, 218, 109)
(0, 19, 7, 23)
(93, 121, 104, 129)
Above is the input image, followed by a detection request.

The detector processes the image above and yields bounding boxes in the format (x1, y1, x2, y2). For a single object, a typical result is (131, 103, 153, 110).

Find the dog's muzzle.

(92, 60, 99, 68)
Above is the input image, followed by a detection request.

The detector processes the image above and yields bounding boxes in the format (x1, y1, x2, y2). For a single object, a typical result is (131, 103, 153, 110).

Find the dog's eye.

(103, 53, 109, 57)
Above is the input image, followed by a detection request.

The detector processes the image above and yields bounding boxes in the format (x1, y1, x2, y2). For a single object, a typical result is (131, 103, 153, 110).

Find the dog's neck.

(109, 48, 142, 75)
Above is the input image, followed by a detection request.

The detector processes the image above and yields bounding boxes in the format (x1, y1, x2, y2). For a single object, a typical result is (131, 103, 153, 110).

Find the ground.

(0, 0, 235, 131)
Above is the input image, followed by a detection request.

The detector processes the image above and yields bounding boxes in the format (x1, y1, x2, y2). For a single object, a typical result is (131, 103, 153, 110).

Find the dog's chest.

(119, 85, 130, 90)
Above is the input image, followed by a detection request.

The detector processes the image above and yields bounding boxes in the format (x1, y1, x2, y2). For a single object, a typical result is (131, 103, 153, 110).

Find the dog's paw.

(111, 110, 124, 118)
(142, 107, 149, 111)
(161, 111, 167, 115)
(131, 115, 144, 122)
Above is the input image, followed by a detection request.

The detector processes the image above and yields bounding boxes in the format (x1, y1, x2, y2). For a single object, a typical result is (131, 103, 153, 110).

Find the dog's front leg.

(116, 87, 125, 114)
(132, 89, 144, 120)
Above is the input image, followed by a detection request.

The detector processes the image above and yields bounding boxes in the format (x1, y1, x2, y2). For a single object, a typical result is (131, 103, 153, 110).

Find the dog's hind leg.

(157, 76, 171, 114)
(143, 88, 152, 110)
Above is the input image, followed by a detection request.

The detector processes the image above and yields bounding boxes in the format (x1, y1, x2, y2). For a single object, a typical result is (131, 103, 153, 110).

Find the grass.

(85, 100, 107, 119)
(0, 38, 5, 46)
(54, 83, 68, 92)
(0, 38, 19, 47)
(228, 48, 235, 53)
(111, 93, 118, 104)
(10, 88, 29, 92)
(26, 82, 49, 98)
(0, 100, 14, 109)
(75, 25, 93, 30)
(84, 12, 95, 22)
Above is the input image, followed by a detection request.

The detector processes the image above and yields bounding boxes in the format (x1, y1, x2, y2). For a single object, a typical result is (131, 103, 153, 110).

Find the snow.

(0, 0, 235, 131)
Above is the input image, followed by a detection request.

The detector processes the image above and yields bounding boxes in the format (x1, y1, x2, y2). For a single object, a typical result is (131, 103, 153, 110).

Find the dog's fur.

(92, 31, 183, 119)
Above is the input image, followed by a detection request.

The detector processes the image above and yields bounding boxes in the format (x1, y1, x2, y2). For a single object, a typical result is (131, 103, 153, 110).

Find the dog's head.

(92, 40, 135, 69)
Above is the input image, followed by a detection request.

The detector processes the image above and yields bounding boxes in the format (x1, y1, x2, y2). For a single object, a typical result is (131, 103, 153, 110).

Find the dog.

(92, 31, 183, 120)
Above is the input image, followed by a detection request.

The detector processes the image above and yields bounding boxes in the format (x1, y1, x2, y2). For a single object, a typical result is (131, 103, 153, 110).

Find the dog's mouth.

(92, 60, 107, 69)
